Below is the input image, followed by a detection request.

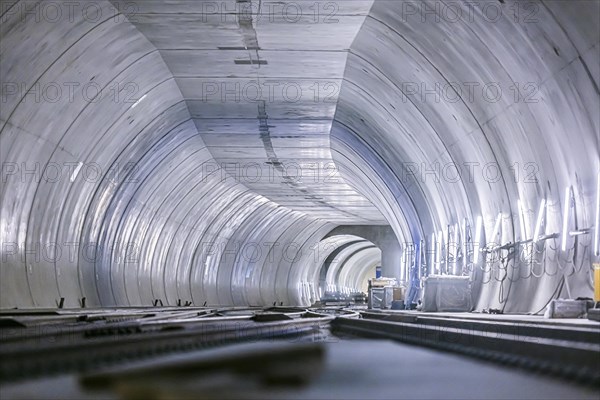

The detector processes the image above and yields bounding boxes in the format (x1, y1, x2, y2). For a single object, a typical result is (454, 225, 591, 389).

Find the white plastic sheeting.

(1, 0, 598, 311)
(332, 0, 600, 312)
(0, 1, 336, 307)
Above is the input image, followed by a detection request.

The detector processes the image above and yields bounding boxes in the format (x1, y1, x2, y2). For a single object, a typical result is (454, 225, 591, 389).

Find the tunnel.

(1, 0, 599, 398)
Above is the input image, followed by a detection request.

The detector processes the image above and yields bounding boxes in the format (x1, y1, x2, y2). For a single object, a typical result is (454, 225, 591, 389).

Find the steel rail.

(0, 309, 332, 382)
(358, 311, 600, 343)
(331, 314, 600, 385)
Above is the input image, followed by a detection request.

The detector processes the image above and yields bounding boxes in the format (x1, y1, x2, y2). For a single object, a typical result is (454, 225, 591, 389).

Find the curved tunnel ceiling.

(117, 0, 386, 224)
(0, 0, 599, 312)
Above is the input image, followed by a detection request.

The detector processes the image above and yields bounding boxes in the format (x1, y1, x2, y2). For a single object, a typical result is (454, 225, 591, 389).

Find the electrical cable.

(530, 276, 565, 315)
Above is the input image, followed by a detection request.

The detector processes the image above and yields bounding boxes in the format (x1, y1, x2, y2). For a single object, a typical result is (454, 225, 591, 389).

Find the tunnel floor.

(1, 337, 597, 400)
(1, 307, 598, 399)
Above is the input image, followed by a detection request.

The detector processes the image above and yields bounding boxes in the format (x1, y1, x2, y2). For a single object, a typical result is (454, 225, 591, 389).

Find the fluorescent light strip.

(463, 219, 468, 271)
(561, 186, 571, 252)
(419, 240, 425, 279)
(533, 199, 546, 243)
(401, 247, 406, 282)
(430, 233, 435, 274)
(453, 224, 459, 275)
(473, 216, 483, 264)
(518, 200, 527, 241)
(437, 230, 443, 274)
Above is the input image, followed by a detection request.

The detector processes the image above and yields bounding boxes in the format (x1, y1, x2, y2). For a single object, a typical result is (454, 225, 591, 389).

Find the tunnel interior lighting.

(473, 216, 483, 264)
(570, 229, 591, 236)
(533, 199, 546, 243)
(446, 225, 452, 274)
(462, 219, 468, 272)
(453, 224, 460, 274)
(562, 186, 571, 252)
(437, 230, 443, 274)
(430, 233, 435, 275)
(401, 248, 407, 282)
(518, 200, 528, 241)
(419, 239, 425, 279)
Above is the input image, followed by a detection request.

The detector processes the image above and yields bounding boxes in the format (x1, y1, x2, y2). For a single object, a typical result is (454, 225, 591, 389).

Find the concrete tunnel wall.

(331, 0, 600, 312)
(1, 0, 599, 312)
(0, 0, 339, 308)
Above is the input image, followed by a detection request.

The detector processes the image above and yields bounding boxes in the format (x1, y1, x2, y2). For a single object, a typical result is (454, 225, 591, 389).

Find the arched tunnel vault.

(324, 225, 401, 282)
(321, 237, 379, 293)
(0, 0, 344, 308)
(1, 0, 599, 312)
